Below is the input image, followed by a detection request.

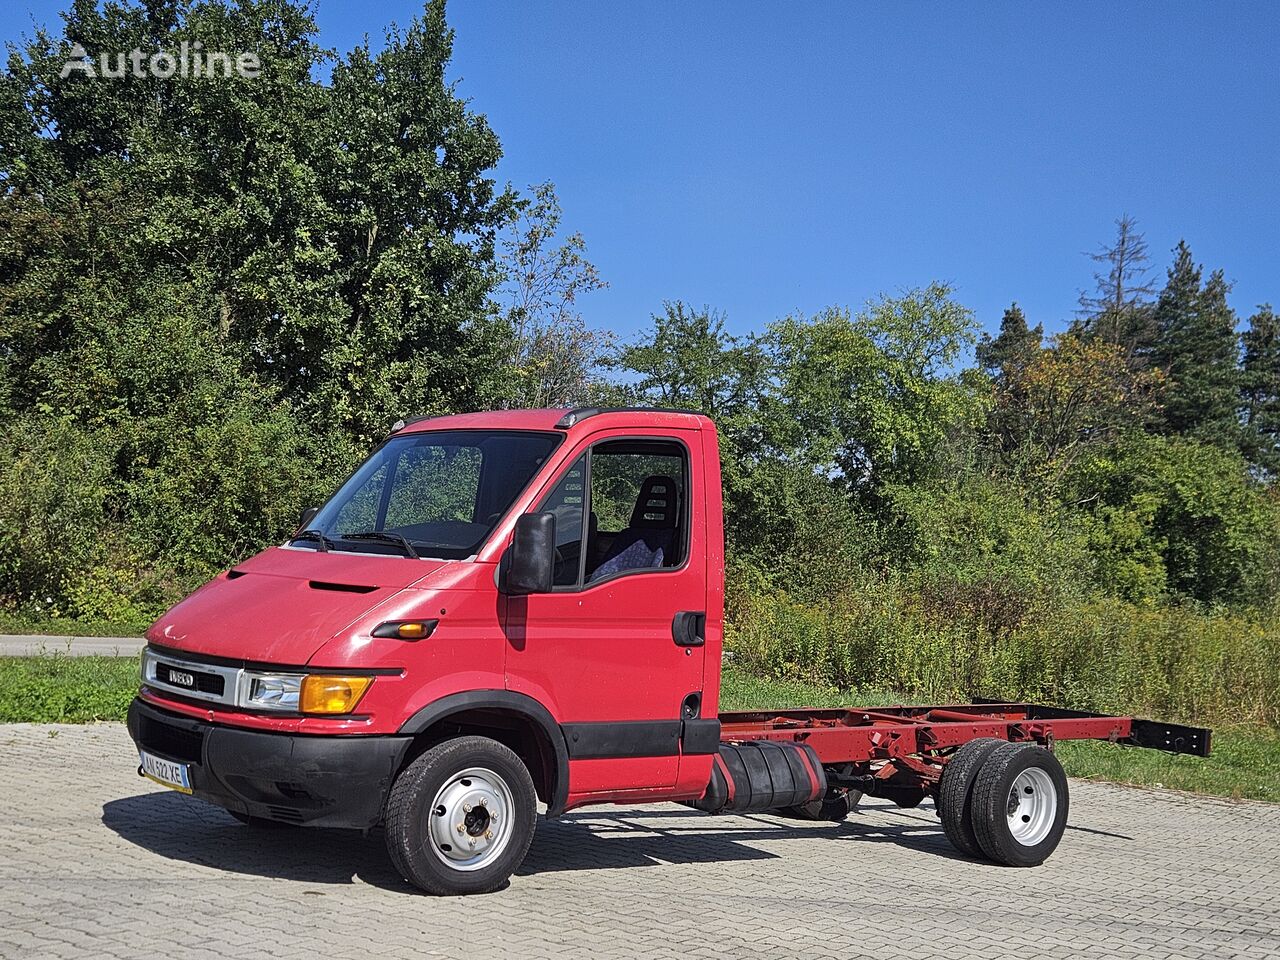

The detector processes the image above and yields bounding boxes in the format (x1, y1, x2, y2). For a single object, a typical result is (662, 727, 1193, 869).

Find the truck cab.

(128, 407, 726, 894)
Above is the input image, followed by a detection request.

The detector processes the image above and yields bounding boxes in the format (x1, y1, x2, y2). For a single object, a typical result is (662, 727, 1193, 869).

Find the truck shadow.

(519, 804, 970, 875)
(102, 793, 990, 892)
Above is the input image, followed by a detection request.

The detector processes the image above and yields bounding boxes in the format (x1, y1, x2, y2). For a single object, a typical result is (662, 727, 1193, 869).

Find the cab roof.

(394, 407, 711, 437)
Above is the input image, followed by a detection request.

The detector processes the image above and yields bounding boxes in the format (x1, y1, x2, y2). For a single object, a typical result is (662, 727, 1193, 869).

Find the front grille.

(155, 662, 225, 696)
(143, 647, 241, 706)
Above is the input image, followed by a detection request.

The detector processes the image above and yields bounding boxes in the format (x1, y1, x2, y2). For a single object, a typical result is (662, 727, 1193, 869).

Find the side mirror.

(501, 512, 556, 595)
(298, 506, 319, 529)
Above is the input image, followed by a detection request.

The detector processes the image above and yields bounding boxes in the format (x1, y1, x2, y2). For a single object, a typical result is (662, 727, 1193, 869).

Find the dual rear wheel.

(939, 739, 1068, 866)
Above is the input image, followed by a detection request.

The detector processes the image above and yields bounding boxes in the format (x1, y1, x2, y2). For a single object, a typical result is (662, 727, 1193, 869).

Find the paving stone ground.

(2, 723, 1278, 960)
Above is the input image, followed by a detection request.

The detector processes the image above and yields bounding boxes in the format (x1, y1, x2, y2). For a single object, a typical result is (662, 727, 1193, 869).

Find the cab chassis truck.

(127, 408, 1211, 895)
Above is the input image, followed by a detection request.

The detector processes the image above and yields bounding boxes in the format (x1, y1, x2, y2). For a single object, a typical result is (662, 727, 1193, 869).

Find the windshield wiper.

(341, 531, 421, 559)
(291, 529, 336, 552)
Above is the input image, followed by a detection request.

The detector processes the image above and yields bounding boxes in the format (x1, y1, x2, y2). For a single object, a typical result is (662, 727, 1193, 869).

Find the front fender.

(398, 689, 570, 816)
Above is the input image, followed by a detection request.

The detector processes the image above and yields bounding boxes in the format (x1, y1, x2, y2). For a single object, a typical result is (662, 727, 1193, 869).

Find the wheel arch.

(398, 690, 570, 816)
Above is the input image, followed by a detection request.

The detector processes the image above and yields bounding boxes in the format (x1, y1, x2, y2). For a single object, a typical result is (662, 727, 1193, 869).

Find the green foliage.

(727, 574, 1280, 727)
(1150, 241, 1242, 443)
(0, 0, 521, 619)
(0, 655, 140, 723)
(976, 302, 1042, 380)
(766, 284, 986, 494)
(1242, 304, 1280, 477)
(1066, 433, 1280, 606)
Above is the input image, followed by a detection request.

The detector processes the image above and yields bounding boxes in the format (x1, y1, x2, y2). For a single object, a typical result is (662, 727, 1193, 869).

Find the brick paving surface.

(2, 722, 1278, 960)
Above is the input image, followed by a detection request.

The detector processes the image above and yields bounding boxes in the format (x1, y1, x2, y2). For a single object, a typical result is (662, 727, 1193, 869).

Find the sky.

(3, 1, 1278, 345)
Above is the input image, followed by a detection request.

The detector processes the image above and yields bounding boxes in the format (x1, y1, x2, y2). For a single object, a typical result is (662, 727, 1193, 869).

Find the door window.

(537, 439, 687, 588)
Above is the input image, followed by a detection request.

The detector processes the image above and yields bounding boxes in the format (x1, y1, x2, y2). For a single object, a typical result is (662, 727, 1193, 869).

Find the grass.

(720, 663, 1280, 804)
(0, 613, 148, 637)
(1, 654, 1275, 803)
(1057, 728, 1280, 803)
(0, 655, 140, 723)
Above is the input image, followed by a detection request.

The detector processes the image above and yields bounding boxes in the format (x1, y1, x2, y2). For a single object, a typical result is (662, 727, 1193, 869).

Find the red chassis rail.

(718, 702, 1211, 800)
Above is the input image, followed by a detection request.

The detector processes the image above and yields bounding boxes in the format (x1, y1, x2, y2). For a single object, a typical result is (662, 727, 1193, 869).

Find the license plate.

(139, 750, 193, 794)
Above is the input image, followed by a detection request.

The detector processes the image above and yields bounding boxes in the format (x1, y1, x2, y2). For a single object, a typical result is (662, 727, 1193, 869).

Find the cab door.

(503, 430, 707, 799)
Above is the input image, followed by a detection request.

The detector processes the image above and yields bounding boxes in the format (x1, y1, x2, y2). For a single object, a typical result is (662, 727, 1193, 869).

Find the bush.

(1066, 434, 1280, 606)
(725, 569, 1280, 726)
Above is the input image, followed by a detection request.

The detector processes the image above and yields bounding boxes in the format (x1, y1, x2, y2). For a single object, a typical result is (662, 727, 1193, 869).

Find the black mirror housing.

(502, 512, 556, 595)
(298, 506, 320, 529)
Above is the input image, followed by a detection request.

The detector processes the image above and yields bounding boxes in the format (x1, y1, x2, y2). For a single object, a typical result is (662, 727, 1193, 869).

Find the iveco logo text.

(59, 42, 261, 80)
(168, 670, 195, 688)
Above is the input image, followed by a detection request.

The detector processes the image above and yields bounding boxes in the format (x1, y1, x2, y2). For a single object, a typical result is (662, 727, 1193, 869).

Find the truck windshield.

(295, 430, 560, 560)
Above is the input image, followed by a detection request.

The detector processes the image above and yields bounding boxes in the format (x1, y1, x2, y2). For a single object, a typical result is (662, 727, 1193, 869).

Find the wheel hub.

(1006, 767, 1057, 846)
(427, 767, 514, 871)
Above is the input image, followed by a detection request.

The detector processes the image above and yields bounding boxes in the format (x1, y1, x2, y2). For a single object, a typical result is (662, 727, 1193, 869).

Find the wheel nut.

(463, 802, 471, 812)
(468, 838, 476, 848)
(456, 824, 465, 834)
(485, 830, 493, 840)
(479, 797, 487, 806)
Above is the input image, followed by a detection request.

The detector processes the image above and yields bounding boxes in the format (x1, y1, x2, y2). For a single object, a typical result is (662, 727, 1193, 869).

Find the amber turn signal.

(371, 619, 438, 640)
(299, 675, 373, 714)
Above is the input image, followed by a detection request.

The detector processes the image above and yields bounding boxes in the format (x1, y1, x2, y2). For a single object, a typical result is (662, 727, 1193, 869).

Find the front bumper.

(127, 698, 413, 829)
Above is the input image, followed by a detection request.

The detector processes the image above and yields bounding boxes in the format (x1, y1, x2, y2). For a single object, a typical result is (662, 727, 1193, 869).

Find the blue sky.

(4, 1, 1278, 345)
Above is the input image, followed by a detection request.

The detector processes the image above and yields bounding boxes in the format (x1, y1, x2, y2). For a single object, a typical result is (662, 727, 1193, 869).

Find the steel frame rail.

(717, 703, 1212, 767)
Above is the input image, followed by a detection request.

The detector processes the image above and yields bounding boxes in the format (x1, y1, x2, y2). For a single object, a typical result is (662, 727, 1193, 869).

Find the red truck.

(128, 407, 1210, 895)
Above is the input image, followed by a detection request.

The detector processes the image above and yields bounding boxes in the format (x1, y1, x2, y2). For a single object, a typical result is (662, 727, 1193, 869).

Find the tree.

(1067, 434, 1280, 606)
(0, 0, 522, 617)
(615, 303, 776, 551)
(497, 182, 611, 408)
(987, 334, 1163, 483)
(977, 303, 1042, 383)
(1075, 215, 1158, 362)
(767, 283, 986, 496)
(1241, 304, 1280, 477)
(1150, 242, 1241, 444)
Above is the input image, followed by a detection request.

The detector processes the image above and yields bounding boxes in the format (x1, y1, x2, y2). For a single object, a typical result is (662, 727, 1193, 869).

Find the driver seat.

(589, 475, 679, 581)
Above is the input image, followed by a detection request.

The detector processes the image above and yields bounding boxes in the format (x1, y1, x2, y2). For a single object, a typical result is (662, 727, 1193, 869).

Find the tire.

(384, 736, 538, 895)
(938, 738, 1008, 857)
(777, 789, 862, 822)
(228, 810, 297, 829)
(970, 743, 1069, 867)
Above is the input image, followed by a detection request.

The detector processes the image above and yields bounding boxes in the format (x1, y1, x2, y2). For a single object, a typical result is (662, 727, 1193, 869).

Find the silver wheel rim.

(1007, 767, 1057, 846)
(427, 767, 515, 871)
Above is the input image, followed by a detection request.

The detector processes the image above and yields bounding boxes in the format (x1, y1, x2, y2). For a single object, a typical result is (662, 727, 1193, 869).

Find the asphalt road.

(2, 722, 1277, 960)
(0, 635, 145, 657)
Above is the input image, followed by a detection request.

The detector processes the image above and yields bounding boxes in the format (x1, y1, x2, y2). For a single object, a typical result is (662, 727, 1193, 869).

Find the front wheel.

(384, 736, 538, 895)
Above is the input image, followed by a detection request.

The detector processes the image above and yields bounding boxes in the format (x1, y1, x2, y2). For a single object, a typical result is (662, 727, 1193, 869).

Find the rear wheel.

(970, 743, 1069, 866)
(384, 736, 538, 895)
(938, 738, 1008, 857)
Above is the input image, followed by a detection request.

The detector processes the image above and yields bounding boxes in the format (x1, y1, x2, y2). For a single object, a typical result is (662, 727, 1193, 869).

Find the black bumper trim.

(127, 698, 413, 829)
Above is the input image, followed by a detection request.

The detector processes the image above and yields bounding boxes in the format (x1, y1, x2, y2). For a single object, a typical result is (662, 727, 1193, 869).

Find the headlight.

(242, 672, 303, 711)
(239, 673, 371, 714)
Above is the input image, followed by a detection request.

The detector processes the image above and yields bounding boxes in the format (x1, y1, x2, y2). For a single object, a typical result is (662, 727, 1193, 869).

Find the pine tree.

(1242, 304, 1280, 477)
(977, 303, 1043, 383)
(1074, 215, 1158, 365)
(1150, 241, 1241, 443)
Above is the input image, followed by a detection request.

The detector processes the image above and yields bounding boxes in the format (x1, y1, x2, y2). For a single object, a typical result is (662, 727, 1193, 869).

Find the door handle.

(672, 611, 706, 647)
